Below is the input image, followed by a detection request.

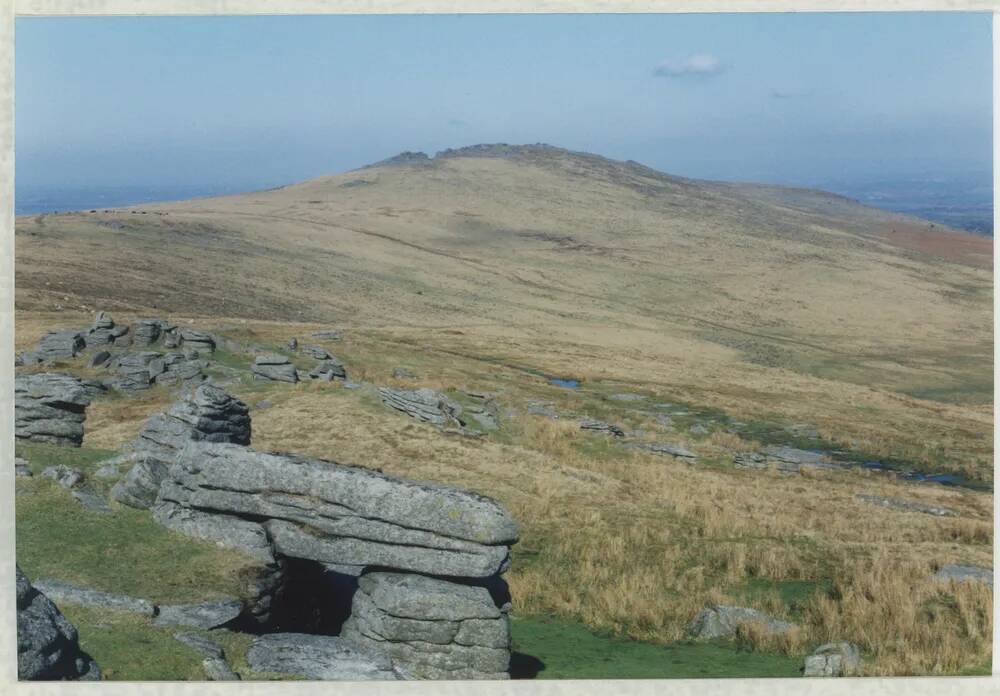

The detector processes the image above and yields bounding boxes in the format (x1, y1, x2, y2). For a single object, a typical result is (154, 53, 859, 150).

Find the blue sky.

(15, 12, 993, 192)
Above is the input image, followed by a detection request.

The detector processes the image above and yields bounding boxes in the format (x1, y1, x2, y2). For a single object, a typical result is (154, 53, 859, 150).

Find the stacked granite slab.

(14, 373, 92, 447)
(20, 331, 86, 365)
(112, 384, 251, 509)
(252, 354, 298, 383)
(16, 566, 101, 681)
(151, 440, 519, 679)
(180, 329, 216, 355)
(83, 311, 129, 348)
(379, 387, 464, 428)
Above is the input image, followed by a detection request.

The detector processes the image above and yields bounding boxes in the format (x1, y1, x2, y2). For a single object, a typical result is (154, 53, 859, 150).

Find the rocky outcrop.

(624, 442, 697, 460)
(180, 329, 215, 355)
(84, 312, 128, 347)
(734, 447, 838, 474)
(803, 642, 861, 677)
(252, 354, 298, 383)
(16, 566, 101, 681)
(154, 442, 518, 579)
(112, 384, 251, 509)
(35, 330, 86, 362)
(379, 387, 464, 428)
(688, 605, 796, 640)
(110, 351, 160, 391)
(246, 633, 400, 680)
(579, 419, 625, 437)
(309, 358, 347, 381)
(855, 494, 956, 517)
(133, 319, 168, 347)
(15, 373, 92, 447)
(301, 344, 331, 360)
(341, 572, 512, 680)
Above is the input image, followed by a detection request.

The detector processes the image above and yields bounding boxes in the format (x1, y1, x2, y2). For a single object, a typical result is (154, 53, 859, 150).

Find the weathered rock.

(162, 330, 180, 349)
(932, 564, 993, 587)
(309, 358, 347, 381)
(112, 384, 251, 509)
(88, 350, 112, 368)
(856, 494, 956, 517)
(252, 354, 298, 383)
(203, 657, 241, 681)
(172, 633, 241, 680)
(111, 351, 161, 392)
(152, 352, 207, 387)
(803, 642, 861, 677)
(180, 329, 216, 354)
(15, 457, 33, 477)
(155, 441, 518, 578)
(33, 579, 156, 616)
(42, 464, 85, 489)
(15, 373, 91, 447)
(84, 312, 128, 347)
(311, 330, 343, 341)
(579, 419, 625, 437)
(16, 565, 101, 681)
(688, 605, 796, 640)
(132, 319, 165, 347)
(35, 330, 86, 362)
(341, 572, 511, 680)
(625, 442, 697, 460)
(71, 489, 112, 514)
(154, 600, 244, 629)
(608, 393, 646, 402)
(734, 452, 768, 470)
(301, 344, 331, 360)
(689, 423, 709, 436)
(288, 337, 298, 351)
(393, 367, 417, 380)
(379, 387, 464, 427)
(760, 446, 836, 473)
(246, 633, 400, 680)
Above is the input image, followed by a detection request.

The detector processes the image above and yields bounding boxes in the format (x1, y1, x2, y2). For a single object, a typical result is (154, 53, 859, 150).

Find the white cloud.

(770, 88, 813, 99)
(653, 53, 724, 78)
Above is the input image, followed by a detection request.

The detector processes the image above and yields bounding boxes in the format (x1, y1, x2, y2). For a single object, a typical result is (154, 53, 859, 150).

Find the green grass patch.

(15, 441, 118, 477)
(510, 614, 804, 679)
(16, 474, 257, 604)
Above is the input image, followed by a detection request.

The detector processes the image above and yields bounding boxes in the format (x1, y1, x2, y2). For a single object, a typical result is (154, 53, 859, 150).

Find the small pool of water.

(861, 461, 962, 486)
(550, 378, 581, 389)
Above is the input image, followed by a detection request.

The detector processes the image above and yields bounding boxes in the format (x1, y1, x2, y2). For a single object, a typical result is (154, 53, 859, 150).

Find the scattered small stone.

(689, 423, 709, 436)
(855, 494, 956, 517)
(71, 489, 112, 514)
(608, 393, 646, 402)
(311, 330, 343, 341)
(153, 599, 244, 629)
(734, 452, 768, 470)
(33, 579, 156, 616)
(254, 399, 273, 411)
(579, 419, 625, 437)
(252, 354, 298, 383)
(300, 344, 331, 360)
(308, 358, 347, 381)
(688, 605, 797, 640)
(393, 367, 417, 380)
(41, 465, 84, 489)
(803, 642, 861, 677)
(625, 442, 697, 459)
(288, 337, 298, 352)
(15, 457, 32, 477)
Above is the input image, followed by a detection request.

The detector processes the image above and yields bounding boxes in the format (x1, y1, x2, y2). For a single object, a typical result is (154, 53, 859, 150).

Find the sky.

(15, 12, 993, 194)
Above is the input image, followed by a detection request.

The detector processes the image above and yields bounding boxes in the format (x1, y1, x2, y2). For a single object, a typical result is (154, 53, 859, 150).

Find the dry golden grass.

(13, 149, 993, 675)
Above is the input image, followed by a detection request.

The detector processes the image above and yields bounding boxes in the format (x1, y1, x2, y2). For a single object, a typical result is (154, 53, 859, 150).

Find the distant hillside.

(15, 143, 992, 408)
